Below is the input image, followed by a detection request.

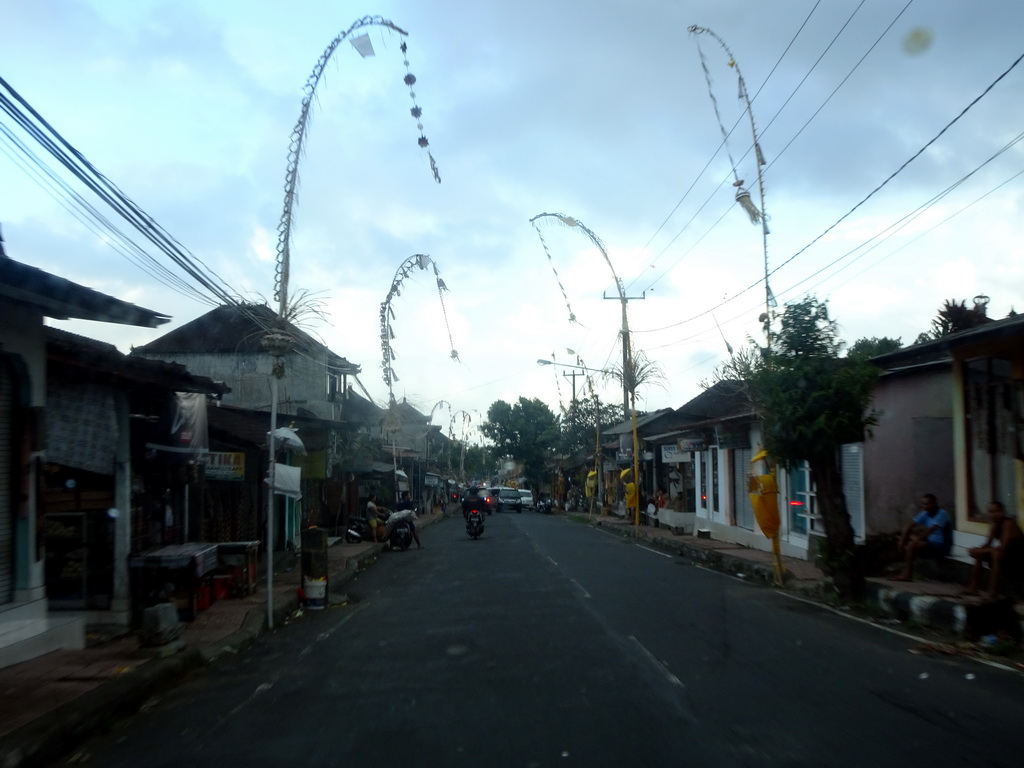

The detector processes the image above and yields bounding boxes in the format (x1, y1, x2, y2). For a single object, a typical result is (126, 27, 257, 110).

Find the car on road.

(463, 486, 492, 515)
(496, 487, 523, 513)
(518, 489, 534, 510)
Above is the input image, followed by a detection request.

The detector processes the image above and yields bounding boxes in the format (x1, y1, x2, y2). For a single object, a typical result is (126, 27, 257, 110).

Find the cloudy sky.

(2, 0, 1023, 440)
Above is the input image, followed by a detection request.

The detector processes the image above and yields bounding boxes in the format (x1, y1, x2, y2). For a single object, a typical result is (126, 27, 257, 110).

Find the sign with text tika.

(206, 452, 245, 481)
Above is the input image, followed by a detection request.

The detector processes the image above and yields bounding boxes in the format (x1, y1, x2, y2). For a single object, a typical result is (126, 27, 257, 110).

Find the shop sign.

(206, 452, 245, 480)
(661, 444, 692, 463)
(677, 438, 706, 452)
(717, 426, 751, 450)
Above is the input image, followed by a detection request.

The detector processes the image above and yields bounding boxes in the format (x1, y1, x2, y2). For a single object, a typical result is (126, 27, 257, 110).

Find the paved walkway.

(0, 507, 1018, 767)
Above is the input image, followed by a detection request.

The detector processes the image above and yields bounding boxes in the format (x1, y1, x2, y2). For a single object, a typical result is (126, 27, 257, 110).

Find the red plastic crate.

(212, 574, 233, 600)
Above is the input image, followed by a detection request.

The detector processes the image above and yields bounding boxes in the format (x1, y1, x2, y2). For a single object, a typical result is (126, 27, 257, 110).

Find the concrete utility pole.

(562, 369, 582, 402)
(604, 291, 645, 420)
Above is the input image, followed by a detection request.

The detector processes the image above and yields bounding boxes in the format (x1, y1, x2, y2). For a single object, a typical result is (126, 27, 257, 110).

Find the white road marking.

(637, 545, 673, 559)
(229, 682, 274, 716)
(569, 578, 591, 598)
(629, 635, 684, 688)
(546, 555, 558, 566)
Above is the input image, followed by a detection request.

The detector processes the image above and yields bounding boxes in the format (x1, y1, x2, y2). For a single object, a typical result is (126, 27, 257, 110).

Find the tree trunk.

(809, 456, 865, 600)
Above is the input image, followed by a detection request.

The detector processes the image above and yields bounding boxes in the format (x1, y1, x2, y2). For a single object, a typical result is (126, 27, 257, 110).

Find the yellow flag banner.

(748, 472, 780, 540)
(624, 481, 637, 510)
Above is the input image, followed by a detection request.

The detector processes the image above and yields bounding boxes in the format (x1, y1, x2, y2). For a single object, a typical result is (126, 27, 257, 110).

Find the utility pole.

(604, 291, 645, 419)
(562, 369, 582, 402)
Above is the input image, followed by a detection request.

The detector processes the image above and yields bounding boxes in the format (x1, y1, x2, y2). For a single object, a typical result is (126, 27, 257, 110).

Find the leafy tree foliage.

(846, 336, 903, 361)
(558, 395, 622, 456)
(461, 444, 491, 481)
(604, 349, 666, 414)
(481, 397, 560, 486)
(915, 297, 992, 343)
(715, 296, 882, 599)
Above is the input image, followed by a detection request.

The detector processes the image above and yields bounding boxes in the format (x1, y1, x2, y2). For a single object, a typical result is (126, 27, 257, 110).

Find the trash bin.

(301, 527, 329, 609)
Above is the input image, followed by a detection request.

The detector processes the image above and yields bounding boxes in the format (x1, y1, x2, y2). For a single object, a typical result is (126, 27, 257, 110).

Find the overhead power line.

(637, 47, 1024, 335)
(0, 75, 241, 309)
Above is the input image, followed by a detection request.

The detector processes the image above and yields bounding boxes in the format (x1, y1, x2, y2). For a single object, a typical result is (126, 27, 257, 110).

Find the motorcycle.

(345, 515, 375, 543)
(465, 507, 485, 539)
(386, 509, 416, 551)
(536, 498, 554, 515)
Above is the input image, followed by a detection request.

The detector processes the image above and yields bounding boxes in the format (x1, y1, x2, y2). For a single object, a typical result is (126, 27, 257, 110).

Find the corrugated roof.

(1, 256, 169, 327)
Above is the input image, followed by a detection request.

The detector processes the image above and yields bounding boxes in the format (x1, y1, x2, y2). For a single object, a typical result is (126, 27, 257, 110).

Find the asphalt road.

(58, 511, 1024, 767)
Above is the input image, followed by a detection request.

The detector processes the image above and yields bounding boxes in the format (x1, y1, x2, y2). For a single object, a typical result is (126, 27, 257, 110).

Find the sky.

(2, 0, 1023, 443)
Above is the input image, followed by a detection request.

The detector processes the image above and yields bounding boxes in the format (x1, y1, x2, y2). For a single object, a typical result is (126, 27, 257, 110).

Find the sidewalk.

(0, 510, 444, 768)
(584, 511, 1023, 643)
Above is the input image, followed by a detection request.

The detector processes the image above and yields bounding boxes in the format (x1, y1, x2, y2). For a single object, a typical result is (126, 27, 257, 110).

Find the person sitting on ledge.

(894, 493, 952, 581)
(963, 501, 1022, 599)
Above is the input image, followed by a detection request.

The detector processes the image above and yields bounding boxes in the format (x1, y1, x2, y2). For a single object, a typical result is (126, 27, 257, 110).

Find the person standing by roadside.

(365, 494, 389, 543)
(895, 493, 952, 581)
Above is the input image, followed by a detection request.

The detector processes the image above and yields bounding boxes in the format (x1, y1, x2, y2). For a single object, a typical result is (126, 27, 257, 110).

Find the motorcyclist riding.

(462, 486, 487, 519)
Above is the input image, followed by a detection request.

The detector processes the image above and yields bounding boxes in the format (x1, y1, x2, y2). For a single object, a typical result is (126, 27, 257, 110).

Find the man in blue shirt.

(895, 493, 952, 581)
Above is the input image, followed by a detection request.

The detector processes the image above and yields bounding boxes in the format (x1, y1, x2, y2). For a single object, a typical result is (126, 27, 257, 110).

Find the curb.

(0, 646, 202, 768)
(866, 582, 966, 635)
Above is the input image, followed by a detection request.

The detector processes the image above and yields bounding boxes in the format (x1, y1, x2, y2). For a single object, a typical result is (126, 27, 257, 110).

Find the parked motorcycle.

(465, 507, 485, 539)
(386, 509, 417, 551)
(536, 498, 554, 515)
(345, 515, 375, 543)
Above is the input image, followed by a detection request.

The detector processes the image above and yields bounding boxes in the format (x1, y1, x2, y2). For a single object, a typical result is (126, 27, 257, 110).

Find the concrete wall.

(864, 368, 955, 536)
(147, 350, 342, 421)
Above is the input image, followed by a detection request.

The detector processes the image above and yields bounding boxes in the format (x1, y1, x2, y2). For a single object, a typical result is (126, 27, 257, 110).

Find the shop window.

(787, 463, 813, 535)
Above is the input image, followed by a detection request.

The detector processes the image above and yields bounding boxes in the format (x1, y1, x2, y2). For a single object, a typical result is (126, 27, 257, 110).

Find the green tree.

(846, 336, 903, 361)
(915, 297, 992, 343)
(558, 394, 621, 456)
(461, 444, 491, 481)
(715, 297, 881, 599)
(604, 349, 666, 414)
(481, 398, 560, 486)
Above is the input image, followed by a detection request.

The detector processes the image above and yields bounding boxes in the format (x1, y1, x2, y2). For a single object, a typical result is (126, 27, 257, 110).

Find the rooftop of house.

(0, 253, 169, 328)
(872, 311, 1024, 369)
(47, 327, 229, 395)
(132, 303, 360, 374)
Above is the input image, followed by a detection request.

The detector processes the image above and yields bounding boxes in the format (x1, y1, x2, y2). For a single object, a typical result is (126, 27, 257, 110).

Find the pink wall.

(863, 366, 955, 535)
